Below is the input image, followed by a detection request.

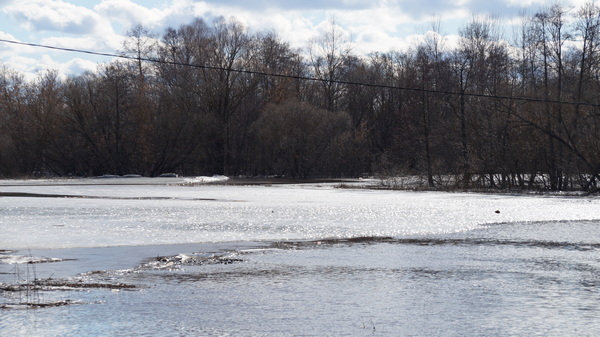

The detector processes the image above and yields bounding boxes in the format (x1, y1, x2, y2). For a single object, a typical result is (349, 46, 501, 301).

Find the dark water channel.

(2, 220, 600, 336)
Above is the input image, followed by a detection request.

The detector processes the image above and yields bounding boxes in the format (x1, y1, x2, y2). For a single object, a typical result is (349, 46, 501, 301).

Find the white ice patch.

(0, 255, 63, 264)
(183, 175, 229, 184)
(2, 180, 600, 249)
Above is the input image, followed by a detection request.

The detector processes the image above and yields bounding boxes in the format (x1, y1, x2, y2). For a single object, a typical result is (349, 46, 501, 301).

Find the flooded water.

(2, 179, 600, 336)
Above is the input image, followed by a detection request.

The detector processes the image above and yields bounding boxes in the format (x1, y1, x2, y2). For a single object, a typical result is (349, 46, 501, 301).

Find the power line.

(0, 38, 598, 108)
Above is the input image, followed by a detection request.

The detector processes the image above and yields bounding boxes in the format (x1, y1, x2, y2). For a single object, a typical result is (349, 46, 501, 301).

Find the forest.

(2, 3, 600, 191)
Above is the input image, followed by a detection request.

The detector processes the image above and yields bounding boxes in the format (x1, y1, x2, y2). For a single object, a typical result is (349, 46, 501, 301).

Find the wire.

(0, 38, 598, 108)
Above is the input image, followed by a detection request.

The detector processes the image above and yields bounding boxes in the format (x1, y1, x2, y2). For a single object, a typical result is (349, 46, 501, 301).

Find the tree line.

(2, 3, 600, 191)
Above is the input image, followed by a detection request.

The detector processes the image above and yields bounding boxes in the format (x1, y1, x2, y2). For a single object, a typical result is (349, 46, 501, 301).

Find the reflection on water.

(2, 220, 600, 336)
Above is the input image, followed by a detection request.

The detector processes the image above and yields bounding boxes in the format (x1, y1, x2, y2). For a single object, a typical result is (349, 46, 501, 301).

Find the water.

(2, 179, 600, 335)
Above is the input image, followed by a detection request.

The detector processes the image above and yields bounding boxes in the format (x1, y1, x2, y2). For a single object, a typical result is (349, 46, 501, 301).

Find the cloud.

(3, 0, 105, 35)
(41, 35, 122, 52)
(397, 0, 495, 20)
(94, 0, 221, 34)
(0, 32, 41, 57)
(0, 31, 17, 45)
(0, 0, 591, 81)
(200, 0, 380, 11)
(4, 53, 100, 81)
(94, 0, 164, 29)
(62, 58, 98, 76)
(2, 54, 39, 79)
(398, 0, 587, 21)
(16, 54, 86, 80)
(355, 28, 406, 54)
(0, 45, 104, 81)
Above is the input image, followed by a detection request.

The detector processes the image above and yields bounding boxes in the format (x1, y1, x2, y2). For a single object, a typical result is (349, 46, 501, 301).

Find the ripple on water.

(2, 218, 600, 335)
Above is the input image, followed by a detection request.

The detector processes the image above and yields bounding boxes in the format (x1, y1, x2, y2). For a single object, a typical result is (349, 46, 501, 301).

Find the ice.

(1, 178, 600, 250)
(183, 175, 230, 184)
(0, 254, 64, 264)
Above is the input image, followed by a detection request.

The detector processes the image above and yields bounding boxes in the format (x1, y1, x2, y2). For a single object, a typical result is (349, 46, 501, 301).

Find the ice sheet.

(1, 179, 599, 249)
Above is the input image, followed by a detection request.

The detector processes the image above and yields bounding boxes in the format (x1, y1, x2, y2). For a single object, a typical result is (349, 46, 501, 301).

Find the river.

(1, 178, 600, 336)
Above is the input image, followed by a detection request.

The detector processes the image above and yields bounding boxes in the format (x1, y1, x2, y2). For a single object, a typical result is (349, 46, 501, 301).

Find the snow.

(183, 175, 229, 184)
(1, 177, 600, 250)
(0, 254, 64, 264)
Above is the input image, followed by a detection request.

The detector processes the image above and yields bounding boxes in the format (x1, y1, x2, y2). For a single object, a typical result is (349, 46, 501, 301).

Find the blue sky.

(0, 0, 586, 79)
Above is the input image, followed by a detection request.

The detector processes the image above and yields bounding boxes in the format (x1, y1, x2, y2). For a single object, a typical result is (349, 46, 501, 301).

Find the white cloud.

(0, 31, 17, 54)
(505, 0, 548, 7)
(4, 54, 100, 81)
(94, 0, 164, 30)
(0, 0, 595, 81)
(355, 29, 399, 54)
(41, 35, 122, 53)
(93, 0, 227, 35)
(62, 58, 98, 76)
(284, 16, 325, 50)
(0, 33, 44, 59)
(34, 54, 60, 70)
(2, 54, 40, 81)
(3, 0, 107, 35)
(4, 54, 37, 70)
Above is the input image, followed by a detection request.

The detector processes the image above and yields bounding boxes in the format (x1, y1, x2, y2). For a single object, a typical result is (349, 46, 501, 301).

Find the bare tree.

(450, 16, 501, 186)
(308, 19, 353, 112)
(0, 66, 28, 175)
(121, 24, 157, 82)
(253, 99, 352, 177)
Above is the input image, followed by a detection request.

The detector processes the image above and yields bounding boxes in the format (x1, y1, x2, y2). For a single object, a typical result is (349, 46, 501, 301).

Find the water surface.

(2, 180, 600, 336)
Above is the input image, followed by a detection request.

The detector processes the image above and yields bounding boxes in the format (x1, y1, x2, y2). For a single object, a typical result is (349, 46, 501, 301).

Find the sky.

(0, 0, 589, 79)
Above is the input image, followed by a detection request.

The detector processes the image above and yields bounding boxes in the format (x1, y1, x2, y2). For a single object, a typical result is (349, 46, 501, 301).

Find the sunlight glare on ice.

(1, 180, 599, 249)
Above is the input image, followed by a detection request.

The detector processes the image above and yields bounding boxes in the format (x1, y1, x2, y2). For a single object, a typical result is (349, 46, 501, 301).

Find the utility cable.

(0, 38, 598, 108)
